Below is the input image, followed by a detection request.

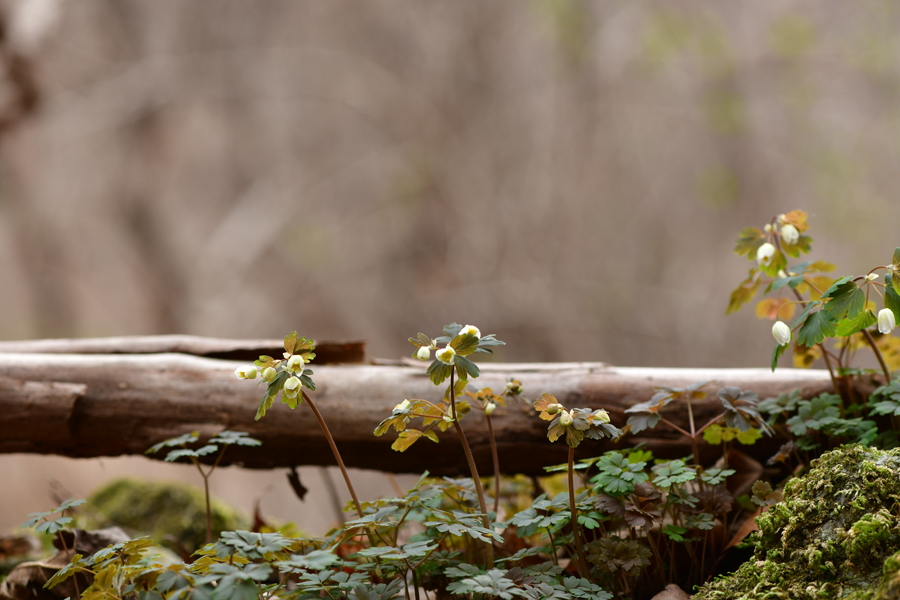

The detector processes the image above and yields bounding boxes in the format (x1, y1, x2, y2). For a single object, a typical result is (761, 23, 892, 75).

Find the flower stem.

(302, 390, 365, 519)
(568, 446, 591, 581)
(485, 414, 501, 517)
(862, 329, 892, 384)
(449, 369, 494, 566)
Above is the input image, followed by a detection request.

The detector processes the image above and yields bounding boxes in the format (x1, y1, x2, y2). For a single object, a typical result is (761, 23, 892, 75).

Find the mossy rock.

(694, 445, 900, 600)
(85, 478, 248, 554)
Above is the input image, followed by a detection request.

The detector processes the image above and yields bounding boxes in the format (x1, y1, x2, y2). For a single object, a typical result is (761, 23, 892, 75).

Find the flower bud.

(559, 410, 573, 427)
(878, 308, 896, 335)
(593, 409, 610, 424)
(443, 415, 455, 424)
(763, 224, 773, 233)
(777, 270, 788, 279)
(394, 399, 410, 413)
(286, 355, 305, 373)
(484, 402, 496, 416)
(777, 213, 786, 224)
(436, 346, 456, 365)
(504, 380, 523, 396)
(234, 366, 257, 380)
(459, 325, 481, 339)
(283, 376, 301, 398)
(757, 243, 776, 267)
(547, 403, 561, 415)
(866, 273, 879, 282)
(262, 367, 277, 382)
(416, 346, 431, 361)
(781, 224, 799, 245)
(772, 321, 791, 346)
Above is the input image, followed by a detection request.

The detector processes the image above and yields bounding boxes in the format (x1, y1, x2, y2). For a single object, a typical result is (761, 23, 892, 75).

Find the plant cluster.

(15, 210, 900, 600)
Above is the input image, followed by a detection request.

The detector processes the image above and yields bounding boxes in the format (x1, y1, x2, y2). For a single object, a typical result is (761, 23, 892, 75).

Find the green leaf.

(835, 310, 876, 337)
(759, 249, 787, 278)
(454, 356, 480, 379)
(426, 361, 453, 386)
(796, 310, 837, 348)
(734, 227, 765, 258)
(146, 432, 200, 454)
(449, 333, 479, 356)
(822, 278, 864, 320)
(893, 247, 900, 267)
(886, 274, 900, 324)
(256, 371, 289, 420)
(284, 331, 298, 354)
(391, 430, 424, 452)
(165, 445, 218, 462)
(771, 341, 788, 371)
(727, 270, 761, 315)
(209, 431, 261, 447)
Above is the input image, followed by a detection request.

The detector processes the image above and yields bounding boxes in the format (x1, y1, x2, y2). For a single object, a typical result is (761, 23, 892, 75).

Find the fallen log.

(0, 335, 366, 364)
(0, 350, 837, 475)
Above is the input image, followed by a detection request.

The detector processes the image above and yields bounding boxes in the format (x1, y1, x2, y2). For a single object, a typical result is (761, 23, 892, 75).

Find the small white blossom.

(878, 309, 896, 335)
(436, 346, 456, 364)
(593, 409, 610, 424)
(416, 346, 431, 361)
(459, 325, 481, 339)
(781, 224, 800, 245)
(764, 224, 773, 233)
(443, 415, 455, 424)
(484, 402, 496, 416)
(777, 213, 786, 224)
(778, 270, 788, 279)
(866, 273, 879, 281)
(757, 243, 776, 267)
(772, 321, 791, 346)
(559, 410, 573, 427)
(286, 355, 305, 373)
(234, 366, 257, 380)
(262, 367, 277, 382)
(283, 376, 301, 398)
(394, 399, 411, 413)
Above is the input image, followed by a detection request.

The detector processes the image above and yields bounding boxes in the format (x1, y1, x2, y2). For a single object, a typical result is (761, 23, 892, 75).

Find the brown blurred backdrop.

(1, 0, 899, 534)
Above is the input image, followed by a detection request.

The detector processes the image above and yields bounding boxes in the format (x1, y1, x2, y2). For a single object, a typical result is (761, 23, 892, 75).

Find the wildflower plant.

(729, 209, 900, 449)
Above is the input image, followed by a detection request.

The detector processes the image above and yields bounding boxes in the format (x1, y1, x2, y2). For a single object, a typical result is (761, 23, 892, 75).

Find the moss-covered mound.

(85, 478, 248, 554)
(694, 445, 900, 600)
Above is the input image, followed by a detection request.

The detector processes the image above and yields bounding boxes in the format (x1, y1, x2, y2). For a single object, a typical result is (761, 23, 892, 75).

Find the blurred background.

(1, 0, 899, 536)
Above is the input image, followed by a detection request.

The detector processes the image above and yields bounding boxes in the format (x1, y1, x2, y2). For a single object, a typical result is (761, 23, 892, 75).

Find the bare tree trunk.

(0, 347, 835, 474)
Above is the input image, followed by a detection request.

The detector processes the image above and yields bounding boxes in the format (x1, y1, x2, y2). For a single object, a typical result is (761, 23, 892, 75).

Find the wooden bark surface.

(0, 349, 837, 475)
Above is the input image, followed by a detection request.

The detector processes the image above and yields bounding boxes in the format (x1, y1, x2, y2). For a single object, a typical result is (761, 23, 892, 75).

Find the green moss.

(85, 478, 248, 554)
(694, 445, 900, 600)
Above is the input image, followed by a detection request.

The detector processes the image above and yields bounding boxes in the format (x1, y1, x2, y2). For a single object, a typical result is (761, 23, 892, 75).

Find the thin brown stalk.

(568, 447, 592, 581)
(301, 390, 365, 519)
(485, 413, 501, 517)
(449, 368, 494, 566)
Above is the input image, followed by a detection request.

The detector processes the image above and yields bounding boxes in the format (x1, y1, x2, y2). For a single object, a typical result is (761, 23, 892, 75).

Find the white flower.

(593, 409, 610, 424)
(777, 270, 788, 279)
(764, 224, 773, 233)
(777, 213, 786, 224)
(866, 273, 879, 282)
(484, 402, 496, 416)
(878, 309, 896, 335)
(772, 321, 791, 346)
(559, 410, 573, 427)
(443, 415, 455, 424)
(286, 355, 305, 373)
(436, 345, 456, 364)
(757, 243, 776, 266)
(416, 346, 431, 361)
(459, 325, 481, 339)
(262, 367, 277, 382)
(781, 224, 799, 245)
(283, 376, 301, 398)
(234, 366, 257, 380)
(394, 399, 411, 413)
